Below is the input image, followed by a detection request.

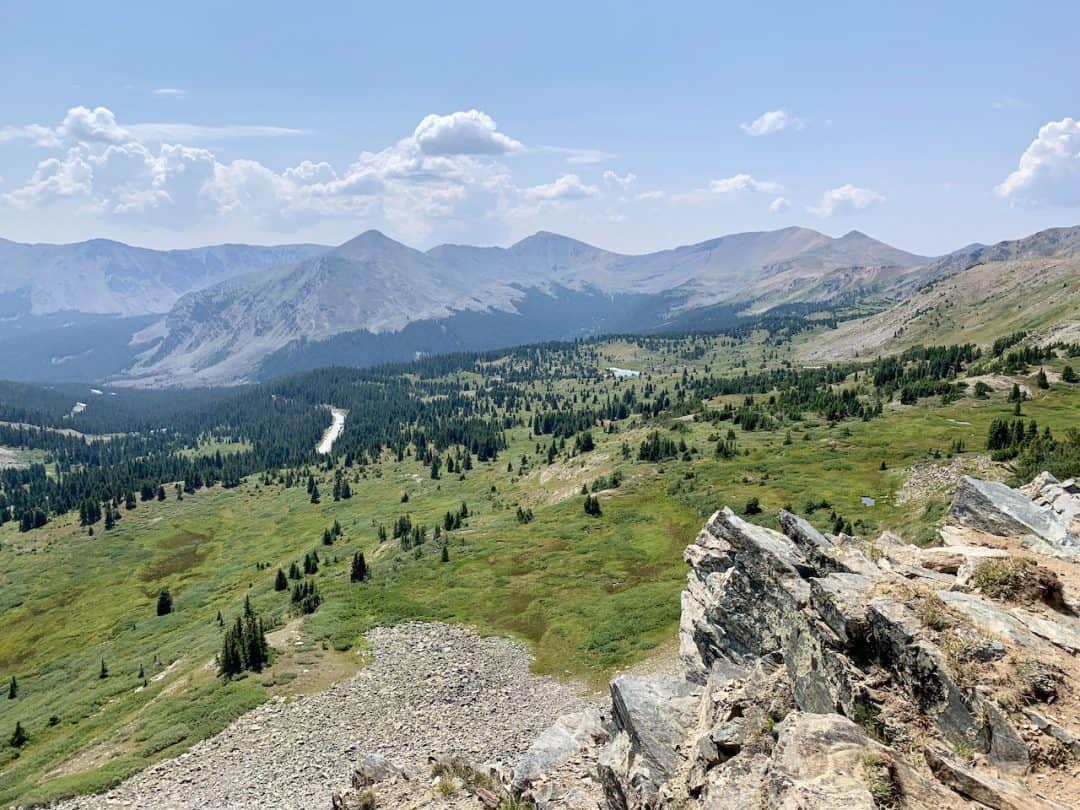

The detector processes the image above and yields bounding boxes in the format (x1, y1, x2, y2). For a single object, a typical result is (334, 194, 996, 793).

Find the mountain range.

(1, 224, 1077, 386)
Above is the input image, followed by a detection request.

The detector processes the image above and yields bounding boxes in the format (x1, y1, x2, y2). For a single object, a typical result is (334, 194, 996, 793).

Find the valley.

(1, 316, 1079, 805)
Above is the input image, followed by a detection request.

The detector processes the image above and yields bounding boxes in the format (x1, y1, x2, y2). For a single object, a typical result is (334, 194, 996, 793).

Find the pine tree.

(1036, 368, 1050, 390)
(274, 568, 288, 591)
(10, 721, 27, 748)
(1063, 365, 1078, 383)
(156, 589, 173, 616)
(440, 543, 450, 563)
(138, 663, 145, 680)
(310, 483, 320, 504)
(350, 551, 368, 582)
(219, 619, 244, 677)
(322, 527, 334, 545)
(99, 659, 108, 679)
(7, 676, 16, 700)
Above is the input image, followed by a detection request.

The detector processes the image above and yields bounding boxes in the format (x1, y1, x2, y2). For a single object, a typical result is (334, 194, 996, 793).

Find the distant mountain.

(802, 226, 1080, 361)
(118, 226, 928, 386)
(905, 225, 1080, 291)
(0, 237, 327, 317)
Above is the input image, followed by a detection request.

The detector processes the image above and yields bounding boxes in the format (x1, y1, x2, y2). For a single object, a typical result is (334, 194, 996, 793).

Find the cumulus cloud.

(740, 109, 801, 136)
(709, 173, 783, 194)
(1, 104, 620, 241)
(412, 109, 522, 156)
(769, 196, 791, 214)
(602, 170, 637, 191)
(994, 117, 1080, 207)
(809, 184, 884, 217)
(0, 123, 60, 147)
(523, 174, 598, 201)
(58, 106, 130, 144)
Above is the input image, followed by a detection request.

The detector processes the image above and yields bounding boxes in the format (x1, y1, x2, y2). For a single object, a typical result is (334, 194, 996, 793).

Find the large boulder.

(511, 709, 607, 793)
(598, 676, 701, 809)
(948, 475, 1078, 549)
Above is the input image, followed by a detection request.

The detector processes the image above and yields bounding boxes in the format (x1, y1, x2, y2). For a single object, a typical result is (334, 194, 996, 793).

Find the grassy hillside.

(1, 335, 1079, 805)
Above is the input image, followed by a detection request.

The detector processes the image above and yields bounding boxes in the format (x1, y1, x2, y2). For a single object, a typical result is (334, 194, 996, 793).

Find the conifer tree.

(274, 568, 288, 591)
(350, 551, 368, 582)
(10, 721, 27, 748)
(156, 589, 173, 616)
(440, 543, 450, 563)
(7, 676, 16, 700)
(99, 659, 108, 679)
(310, 483, 320, 504)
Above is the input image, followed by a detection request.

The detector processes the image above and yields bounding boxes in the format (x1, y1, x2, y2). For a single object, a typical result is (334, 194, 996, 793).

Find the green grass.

(2, 335, 1079, 805)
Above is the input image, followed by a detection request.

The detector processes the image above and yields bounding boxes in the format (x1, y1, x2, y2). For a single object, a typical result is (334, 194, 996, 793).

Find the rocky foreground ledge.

(336, 472, 1080, 809)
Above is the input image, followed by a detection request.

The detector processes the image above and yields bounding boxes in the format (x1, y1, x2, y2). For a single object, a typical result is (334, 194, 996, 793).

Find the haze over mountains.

(1, 223, 1078, 386)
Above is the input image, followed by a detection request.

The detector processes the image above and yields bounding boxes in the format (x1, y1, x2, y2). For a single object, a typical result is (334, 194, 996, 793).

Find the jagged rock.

(867, 597, 1029, 773)
(949, 475, 1078, 548)
(599, 676, 701, 808)
(907, 544, 1011, 574)
(936, 590, 1042, 648)
(1023, 708, 1080, 755)
(700, 752, 771, 808)
(924, 747, 1070, 809)
(351, 753, 409, 788)
(809, 573, 873, 646)
(1012, 606, 1080, 653)
(511, 708, 607, 792)
(712, 713, 966, 809)
(777, 509, 880, 577)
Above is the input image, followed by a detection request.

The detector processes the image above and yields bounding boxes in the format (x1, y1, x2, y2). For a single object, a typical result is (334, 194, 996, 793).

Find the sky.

(1, 0, 1078, 256)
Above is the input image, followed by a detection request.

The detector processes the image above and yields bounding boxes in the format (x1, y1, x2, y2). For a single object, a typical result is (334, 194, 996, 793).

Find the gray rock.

(924, 746, 1069, 809)
(609, 676, 701, 778)
(511, 708, 606, 791)
(935, 590, 1041, 649)
(351, 753, 408, 787)
(948, 475, 1077, 548)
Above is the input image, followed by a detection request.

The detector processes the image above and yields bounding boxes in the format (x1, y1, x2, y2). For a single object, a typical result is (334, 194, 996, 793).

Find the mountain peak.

(332, 229, 416, 260)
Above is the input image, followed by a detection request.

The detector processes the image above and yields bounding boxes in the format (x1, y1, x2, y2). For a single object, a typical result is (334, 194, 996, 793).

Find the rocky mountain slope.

(121, 227, 926, 386)
(0, 237, 326, 317)
(802, 226, 1080, 361)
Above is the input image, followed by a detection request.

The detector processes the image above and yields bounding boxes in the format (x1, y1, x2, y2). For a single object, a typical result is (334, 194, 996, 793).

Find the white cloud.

(769, 196, 791, 214)
(127, 123, 311, 142)
(58, 106, 130, 144)
(992, 96, 1028, 110)
(412, 109, 522, 156)
(602, 170, 637, 191)
(994, 117, 1080, 207)
(537, 146, 616, 165)
(0, 123, 60, 147)
(709, 173, 783, 194)
(809, 184, 884, 217)
(1, 104, 616, 242)
(153, 88, 188, 98)
(740, 109, 801, 136)
(523, 174, 598, 201)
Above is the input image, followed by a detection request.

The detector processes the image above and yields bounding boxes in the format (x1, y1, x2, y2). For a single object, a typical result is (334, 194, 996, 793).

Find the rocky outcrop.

(949, 475, 1080, 553)
(597, 474, 1080, 808)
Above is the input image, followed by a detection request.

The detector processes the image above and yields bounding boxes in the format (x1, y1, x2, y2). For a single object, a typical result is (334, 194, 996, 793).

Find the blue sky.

(1, 0, 1078, 255)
